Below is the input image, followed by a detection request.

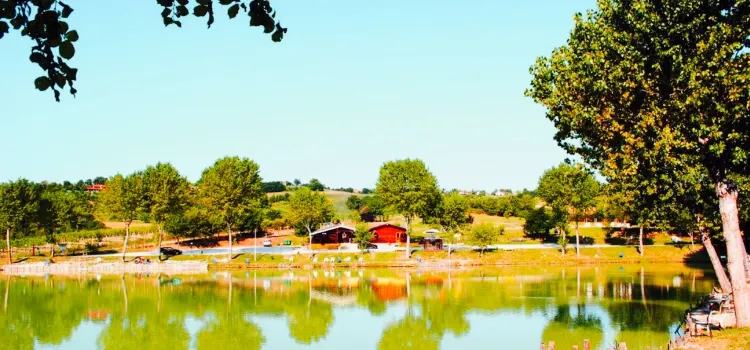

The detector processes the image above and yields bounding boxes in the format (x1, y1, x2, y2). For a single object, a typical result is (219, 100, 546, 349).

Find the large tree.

(99, 173, 144, 262)
(376, 159, 441, 259)
(198, 156, 263, 259)
(439, 192, 470, 232)
(143, 162, 189, 260)
(287, 187, 334, 252)
(527, 0, 750, 326)
(536, 163, 599, 256)
(0, 0, 286, 101)
(0, 179, 41, 264)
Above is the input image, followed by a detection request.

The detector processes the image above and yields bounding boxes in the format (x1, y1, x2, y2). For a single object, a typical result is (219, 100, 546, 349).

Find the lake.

(0, 264, 715, 350)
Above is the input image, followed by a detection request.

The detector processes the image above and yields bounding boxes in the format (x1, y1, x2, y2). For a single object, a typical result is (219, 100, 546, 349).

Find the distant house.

(422, 229, 443, 251)
(311, 224, 355, 244)
(369, 224, 407, 244)
(85, 184, 106, 193)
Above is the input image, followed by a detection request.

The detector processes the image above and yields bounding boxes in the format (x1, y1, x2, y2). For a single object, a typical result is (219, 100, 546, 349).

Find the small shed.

(311, 224, 355, 244)
(369, 224, 407, 244)
(423, 229, 443, 251)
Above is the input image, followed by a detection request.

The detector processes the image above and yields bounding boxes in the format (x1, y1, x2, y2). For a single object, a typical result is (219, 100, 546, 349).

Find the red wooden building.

(311, 224, 355, 244)
(369, 224, 407, 244)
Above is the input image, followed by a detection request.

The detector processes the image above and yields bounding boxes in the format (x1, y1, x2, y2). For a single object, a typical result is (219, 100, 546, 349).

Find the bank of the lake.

(1, 245, 709, 273)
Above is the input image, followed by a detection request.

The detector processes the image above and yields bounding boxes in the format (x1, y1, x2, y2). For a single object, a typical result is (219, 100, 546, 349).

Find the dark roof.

(311, 224, 354, 235)
(369, 223, 406, 232)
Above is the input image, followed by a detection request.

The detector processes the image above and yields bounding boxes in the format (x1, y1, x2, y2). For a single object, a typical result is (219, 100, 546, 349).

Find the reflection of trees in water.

(195, 312, 264, 350)
(378, 315, 440, 350)
(541, 304, 604, 350)
(286, 297, 334, 344)
(0, 267, 712, 349)
(605, 301, 683, 332)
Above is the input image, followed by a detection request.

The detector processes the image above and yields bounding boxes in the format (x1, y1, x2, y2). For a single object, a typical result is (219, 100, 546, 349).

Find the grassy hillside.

(270, 190, 363, 219)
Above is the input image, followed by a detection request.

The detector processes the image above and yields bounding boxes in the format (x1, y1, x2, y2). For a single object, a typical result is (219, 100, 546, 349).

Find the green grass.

(269, 190, 360, 219)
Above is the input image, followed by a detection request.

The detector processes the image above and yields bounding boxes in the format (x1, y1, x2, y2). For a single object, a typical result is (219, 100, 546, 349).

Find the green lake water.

(0, 264, 715, 350)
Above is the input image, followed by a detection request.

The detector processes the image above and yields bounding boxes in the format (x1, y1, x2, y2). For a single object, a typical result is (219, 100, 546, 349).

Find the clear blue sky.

(0, 0, 595, 191)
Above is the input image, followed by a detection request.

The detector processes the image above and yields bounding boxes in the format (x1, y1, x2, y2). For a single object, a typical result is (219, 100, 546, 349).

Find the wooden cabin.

(423, 229, 444, 251)
(369, 224, 407, 244)
(311, 224, 355, 244)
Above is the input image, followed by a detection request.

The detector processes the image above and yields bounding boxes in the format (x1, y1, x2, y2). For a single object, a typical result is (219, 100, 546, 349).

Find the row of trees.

(465, 193, 537, 218)
(527, 0, 750, 326)
(0, 180, 101, 263)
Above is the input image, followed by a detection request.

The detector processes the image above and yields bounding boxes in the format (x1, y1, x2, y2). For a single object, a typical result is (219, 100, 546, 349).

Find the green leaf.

(60, 3, 73, 18)
(176, 5, 188, 17)
(194, 5, 208, 17)
(34, 76, 51, 91)
(59, 41, 75, 59)
(0, 21, 8, 39)
(177, 0, 189, 5)
(65, 30, 78, 42)
(58, 21, 69, 34)
(219, 0, 234, 5)
(228, 4, 239, 19)
(55, 74, 66, 88)
(67, 68, 78, 81)
(47, 36, 61, 47)
(156, 0, 174, 7)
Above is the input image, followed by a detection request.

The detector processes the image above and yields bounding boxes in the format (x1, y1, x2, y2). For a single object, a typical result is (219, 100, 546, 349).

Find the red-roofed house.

(86, 184, 106, 192)
(369, 224, 407, 244)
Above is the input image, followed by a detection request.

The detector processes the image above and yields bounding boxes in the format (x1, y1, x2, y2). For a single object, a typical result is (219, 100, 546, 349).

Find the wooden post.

(549, 341, 555, 350)
(583, 339, 590, 350)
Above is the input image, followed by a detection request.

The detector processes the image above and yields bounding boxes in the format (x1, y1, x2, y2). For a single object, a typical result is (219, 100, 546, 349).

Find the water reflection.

(0, 265, 715, 350)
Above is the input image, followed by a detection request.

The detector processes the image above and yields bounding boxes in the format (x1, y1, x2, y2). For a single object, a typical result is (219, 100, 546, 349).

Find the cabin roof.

(369, 223, 406, 232)
(311, 224, 354, 235)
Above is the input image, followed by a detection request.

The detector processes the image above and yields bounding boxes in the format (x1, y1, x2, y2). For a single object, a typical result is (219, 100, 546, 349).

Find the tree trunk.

(639, 225, 644, 257)
(716, 182, 750, 327)
(307, 226, 313, 257)
(227, 224, 233, 260)
(157, 224, 163, 261)
(560, 227, 566, 256)
(688, 229, 695, 250)
(576, 217, 581, 256)
(701, 230, 732, 293)
(121, 222, 131, 263)
(5, 228, 12, 264)
(405, 217, 411, 260)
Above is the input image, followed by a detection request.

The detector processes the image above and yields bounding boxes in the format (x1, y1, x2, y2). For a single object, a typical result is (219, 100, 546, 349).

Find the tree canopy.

(376, 159, 441, 259)
(0, 0, 286, 101)
(197, 156, 264, 257)
(287, 186, 334, 248)
(526, 0, 750, 325)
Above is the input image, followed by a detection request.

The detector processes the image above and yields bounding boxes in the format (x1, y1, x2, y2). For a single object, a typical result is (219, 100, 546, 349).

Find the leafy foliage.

(197, 156, 264, 232)
(376, 159, 441, 227)
(262, 181, 287, 193)
(526, 0, 750, 322)
(0, 0, 285, 101)
(287, 187, 334, 234)
(353, 222, 374, 251)
(99, 173, 143, 225)
(468, 223, 503, 255)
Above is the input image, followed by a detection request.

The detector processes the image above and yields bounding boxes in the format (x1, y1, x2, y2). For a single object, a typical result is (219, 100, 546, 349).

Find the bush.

(84, 241, 100, 254)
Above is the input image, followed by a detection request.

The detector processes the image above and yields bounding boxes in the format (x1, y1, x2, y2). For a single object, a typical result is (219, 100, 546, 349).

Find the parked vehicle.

(160, 247, 183, 256)
(366, 243, 378, 249)
(263, 240, 272, 247)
